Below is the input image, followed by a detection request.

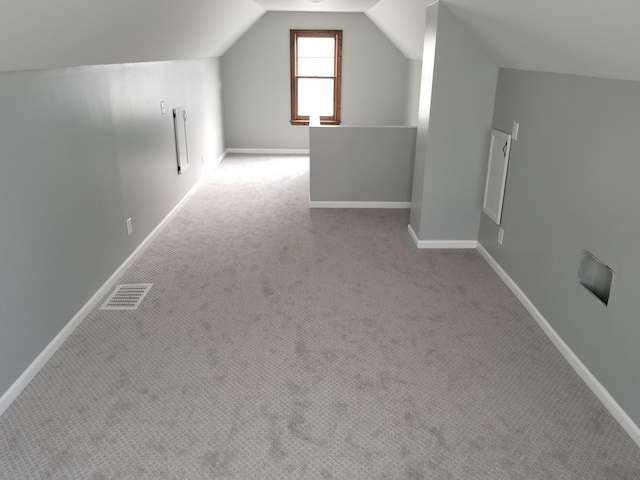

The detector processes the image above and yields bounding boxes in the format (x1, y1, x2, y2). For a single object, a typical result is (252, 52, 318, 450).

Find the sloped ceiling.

(365, 0, 432, 60)
(254, 0, 381, 12)
(367, 0, 640, 83)
(0, 0, 265, 72)
(443, 0, 640, 82)
(2, 0, 640, 82)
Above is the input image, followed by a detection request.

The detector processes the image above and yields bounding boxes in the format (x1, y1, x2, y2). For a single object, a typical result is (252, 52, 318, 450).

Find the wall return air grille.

(100, 284, 153, 310)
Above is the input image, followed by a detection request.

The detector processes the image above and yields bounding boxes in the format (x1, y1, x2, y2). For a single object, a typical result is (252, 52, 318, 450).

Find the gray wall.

(478, 68, 640, 425)
(221, 11, 411, 150)
(309, 126, 416, 202)
(405, 59, 422, 126)
(409, 3, 438, 237)
(0, 58, 225, 396)
(409, 3, 498, 241)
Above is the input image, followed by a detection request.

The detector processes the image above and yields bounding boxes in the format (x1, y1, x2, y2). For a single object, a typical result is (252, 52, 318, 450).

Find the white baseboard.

(208, 149, 227, 171)
(309, 201, 410, 209)
(226, 148, 310, 155)
(0, 150, 227, 418)
(407, 224, 478, 249)
(476, 242, 640, 448)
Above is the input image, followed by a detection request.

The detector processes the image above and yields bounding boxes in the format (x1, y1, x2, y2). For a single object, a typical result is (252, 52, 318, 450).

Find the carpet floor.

(1, 154, 639, 479)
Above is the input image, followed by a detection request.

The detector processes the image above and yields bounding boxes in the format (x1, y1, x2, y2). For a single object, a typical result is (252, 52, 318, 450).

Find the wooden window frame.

(290, 30, 342, 126)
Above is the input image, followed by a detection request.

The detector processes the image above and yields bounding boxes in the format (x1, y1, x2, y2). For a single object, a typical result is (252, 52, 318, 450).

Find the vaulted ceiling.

(431, 0, 640, 82)
(0, 0, 265, 72)
(1, 0, 639, 82)
(368, 0, 640, 82)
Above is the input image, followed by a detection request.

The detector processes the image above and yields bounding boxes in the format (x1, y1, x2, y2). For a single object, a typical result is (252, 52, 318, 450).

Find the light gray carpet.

(1, 154, 639, 479)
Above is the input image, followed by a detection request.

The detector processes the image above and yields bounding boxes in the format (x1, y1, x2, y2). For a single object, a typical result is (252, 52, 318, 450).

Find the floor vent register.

(100, 283, 153, 310)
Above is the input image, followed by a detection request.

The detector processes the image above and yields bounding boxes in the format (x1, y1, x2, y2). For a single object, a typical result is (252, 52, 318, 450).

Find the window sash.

(290, 30, 342, 125)
(297, 77, 335, 117)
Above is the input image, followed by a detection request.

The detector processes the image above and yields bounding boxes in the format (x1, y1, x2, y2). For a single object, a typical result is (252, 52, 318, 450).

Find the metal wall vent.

(100, 284, 153, 310)
(578, 250, 613, 306)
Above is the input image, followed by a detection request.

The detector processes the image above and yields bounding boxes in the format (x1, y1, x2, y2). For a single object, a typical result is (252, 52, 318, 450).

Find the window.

(290, 30, 342, 125)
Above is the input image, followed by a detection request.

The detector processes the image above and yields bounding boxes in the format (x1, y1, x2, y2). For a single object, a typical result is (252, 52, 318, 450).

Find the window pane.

(297, 78, 334, 117)
(298, 58, 334, 77)
(298, 37, 335, 58)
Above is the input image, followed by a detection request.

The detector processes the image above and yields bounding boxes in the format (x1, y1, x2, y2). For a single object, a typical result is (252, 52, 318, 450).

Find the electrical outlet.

(126, 218, 133, 236)
(497, 227, 504, 245)
(160, 101, 166, 115)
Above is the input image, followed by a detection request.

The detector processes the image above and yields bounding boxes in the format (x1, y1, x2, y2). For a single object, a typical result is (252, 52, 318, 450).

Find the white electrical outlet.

(126, 218, 133, 236)
(497, 227, 504, 245)
(160, 101, 166, 115)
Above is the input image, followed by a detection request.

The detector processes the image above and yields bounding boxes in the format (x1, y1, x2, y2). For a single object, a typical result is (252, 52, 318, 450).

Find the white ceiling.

(365, 0, 433, 60)
(366, 0, 640, 82)
(443, 0, 640, 82)
(254, 0, 381, 12)
(1, 0, 640, 83)
(0, 0, 265, 72)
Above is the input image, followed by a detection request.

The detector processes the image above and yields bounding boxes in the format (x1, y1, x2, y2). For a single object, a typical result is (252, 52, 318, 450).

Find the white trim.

(407, 224, 477, 249)
(309, 201, 411, 209)
(421, 240, 478, 249)
(0, 150, 228, 418)
(226, 148, 310, 155)
(408, 223, 420, 246)
(476, 243, 640, 448)
(482, 129, 512, 225)
(209, 149, 227, 171)
(311, 125, 417, 129)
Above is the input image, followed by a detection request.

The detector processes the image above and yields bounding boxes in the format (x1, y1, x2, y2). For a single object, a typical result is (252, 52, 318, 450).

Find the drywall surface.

(365, 0, 428, 60)
(0, 58, 225, 396)
(0, 0, 265, 72)
(410, 4, 498, 242)
(222, 11, 410, 149)
(309, 126, 416, 202)
(405, 59, 422, 126)
(409, 2, 440, 232)
(478, 68, 640, 425)
(408, 2, 438, 234)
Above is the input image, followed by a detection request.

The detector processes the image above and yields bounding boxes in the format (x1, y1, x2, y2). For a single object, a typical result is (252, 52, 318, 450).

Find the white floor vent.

(100, 283, 153, 310)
